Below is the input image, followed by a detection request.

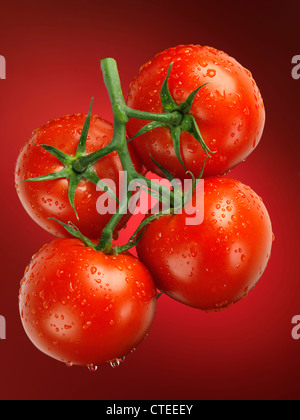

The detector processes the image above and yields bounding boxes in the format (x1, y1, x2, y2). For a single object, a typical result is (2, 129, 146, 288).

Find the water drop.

(87, 365, 98, 372)
(207, 69, 216, 78)
(83, 321, 92, 330)
(90, 266, 97, 275)
(110, 357, 125, 368)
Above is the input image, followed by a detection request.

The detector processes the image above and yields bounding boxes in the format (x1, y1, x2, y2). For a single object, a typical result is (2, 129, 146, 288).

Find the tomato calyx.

(23, 58, 211, 255)
(21, 98, 119, 219)
(50, 218, 98, 249)
(127, 63, 215, 174)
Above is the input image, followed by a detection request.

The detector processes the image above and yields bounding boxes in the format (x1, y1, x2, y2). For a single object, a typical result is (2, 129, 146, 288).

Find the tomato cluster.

(16, 45, 273, 370)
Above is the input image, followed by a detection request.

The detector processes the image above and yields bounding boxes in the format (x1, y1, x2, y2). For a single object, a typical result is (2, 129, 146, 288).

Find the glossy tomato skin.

(15, 114, 142, 239)
(127, 45, 265, 179)
(19, 239, 157, 367)
(137, 178, 273, 311)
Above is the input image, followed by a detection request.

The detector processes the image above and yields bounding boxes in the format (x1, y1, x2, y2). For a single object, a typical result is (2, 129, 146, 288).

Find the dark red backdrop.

(0, 0, 299, 400)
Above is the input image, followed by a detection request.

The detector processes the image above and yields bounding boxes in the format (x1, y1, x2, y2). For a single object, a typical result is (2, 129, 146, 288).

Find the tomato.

(19, 238, 157, 368)
(137, 177, 273, 311)
(15, 113, 141, 239)
(127, 44, 265, 179)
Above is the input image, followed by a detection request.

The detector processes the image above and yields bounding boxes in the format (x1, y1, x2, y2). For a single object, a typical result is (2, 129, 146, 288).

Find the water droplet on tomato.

(87, 365, 98, 372)
(207, 69, 216, 78)
(110, 357, 125, 368)
(90, 266, 97, 275)
(187, 143, 198, 153)
(83, 321, 92, 330)
(243, 106, 250, 116)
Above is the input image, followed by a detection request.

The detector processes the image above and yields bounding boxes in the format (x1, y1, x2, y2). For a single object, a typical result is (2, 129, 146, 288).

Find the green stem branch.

(94, 58, 178, 252)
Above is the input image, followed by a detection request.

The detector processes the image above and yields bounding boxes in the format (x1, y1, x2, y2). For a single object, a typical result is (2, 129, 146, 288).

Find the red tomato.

(15, 114, 141, 239)
(137, 177, 273, 311)
(127, 44, 265, 179)
(19, 239, 157, 368)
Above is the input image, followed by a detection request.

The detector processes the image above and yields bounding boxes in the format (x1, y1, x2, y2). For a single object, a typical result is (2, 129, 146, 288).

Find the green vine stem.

(26, 57, 212, 254)
(94, 58, 180, 252)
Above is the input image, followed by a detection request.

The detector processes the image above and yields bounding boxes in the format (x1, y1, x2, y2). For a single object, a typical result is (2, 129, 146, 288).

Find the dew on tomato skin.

(43, 301, 50, 309)
(88, 265, 97, 275)
(82, 321, 92, 330)
(187, 143, 198, 153)
(109, 357, 125, 368)
(64, 324, 73, 330)
(87, 365, 98, 372)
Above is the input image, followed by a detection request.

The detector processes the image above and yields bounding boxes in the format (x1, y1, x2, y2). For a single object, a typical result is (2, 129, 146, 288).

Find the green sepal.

(178, 83, 209, 114)
(198, 155, 209, 179)
(150, 154, 176, 183)
(160, 63, 177, 113)
(183, 114, 215, 157)
(139, 186, 171, 207)
(150, 154, 183, 207)
(76, 98, 94, 156)
(84, 168, 120, 204)
(49, 218, 96, 249)
(21, 168, 70, 183)
(183, 156, 208, 206)
(114, 210, 165, 254)
(127, 121, 168, 143)
(34, 143, 73, 165)
(170, 125, 187, 171)
(68, 173, 81, 220)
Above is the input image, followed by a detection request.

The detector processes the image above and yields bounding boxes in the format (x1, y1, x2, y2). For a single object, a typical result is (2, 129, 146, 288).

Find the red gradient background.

(0, 0, 300, 400)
